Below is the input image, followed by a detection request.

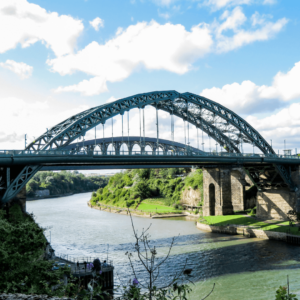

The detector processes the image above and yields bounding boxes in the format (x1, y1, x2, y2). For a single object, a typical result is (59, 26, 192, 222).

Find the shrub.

(0, 205, 72, 295)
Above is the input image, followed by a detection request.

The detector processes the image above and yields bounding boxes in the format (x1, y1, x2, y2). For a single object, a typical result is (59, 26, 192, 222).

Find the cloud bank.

(0, 60, 33, 79)
(0, 0, 84, 56)
(50, 7, 287, 96)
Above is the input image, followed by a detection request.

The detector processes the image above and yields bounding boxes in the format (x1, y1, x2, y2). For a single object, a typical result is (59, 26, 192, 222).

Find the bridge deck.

(1, 151, 300, 168)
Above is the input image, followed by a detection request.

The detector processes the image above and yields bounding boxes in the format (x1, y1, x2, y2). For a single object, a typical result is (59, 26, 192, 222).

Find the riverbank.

(197, 215, 300, 245)
(88, 201, 200, 219)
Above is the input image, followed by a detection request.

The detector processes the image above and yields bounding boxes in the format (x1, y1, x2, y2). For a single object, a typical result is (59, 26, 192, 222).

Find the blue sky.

(1, 0, 300, 155)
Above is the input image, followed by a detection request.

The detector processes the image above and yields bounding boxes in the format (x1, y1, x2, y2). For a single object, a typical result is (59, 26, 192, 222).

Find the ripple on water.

(27, 193, 300, 299)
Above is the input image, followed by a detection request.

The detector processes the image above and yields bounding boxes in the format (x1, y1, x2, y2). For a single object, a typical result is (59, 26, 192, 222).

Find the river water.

(27, 193, 300, 300)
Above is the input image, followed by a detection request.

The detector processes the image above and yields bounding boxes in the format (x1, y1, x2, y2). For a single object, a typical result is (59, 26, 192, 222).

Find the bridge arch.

(26, 90, 274, 155)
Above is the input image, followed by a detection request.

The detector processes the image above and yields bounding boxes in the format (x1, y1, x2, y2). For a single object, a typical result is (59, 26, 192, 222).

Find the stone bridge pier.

(203, 166, 300, 220)
(256, 167, 300, 220)
(202, 167, 251, 216)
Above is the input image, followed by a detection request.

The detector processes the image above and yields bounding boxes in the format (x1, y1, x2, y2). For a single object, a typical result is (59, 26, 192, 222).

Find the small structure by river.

(54, 254, 114, 290)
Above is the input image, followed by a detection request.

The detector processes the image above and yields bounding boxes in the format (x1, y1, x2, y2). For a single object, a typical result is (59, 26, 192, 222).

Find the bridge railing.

(0, 149, 299, 160)
(55, 253, 113, 266)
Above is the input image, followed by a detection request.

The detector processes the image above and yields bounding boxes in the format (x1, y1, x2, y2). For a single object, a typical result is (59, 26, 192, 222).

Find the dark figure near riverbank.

(93, 258, 101, 272)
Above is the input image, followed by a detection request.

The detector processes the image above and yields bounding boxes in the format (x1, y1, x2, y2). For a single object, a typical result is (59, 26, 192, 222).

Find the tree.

(119, 210, 215, 300)
(287, 210, 300, 227)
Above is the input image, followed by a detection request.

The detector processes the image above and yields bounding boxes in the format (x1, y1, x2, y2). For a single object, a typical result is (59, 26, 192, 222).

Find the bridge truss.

(0, 91, 297, 206)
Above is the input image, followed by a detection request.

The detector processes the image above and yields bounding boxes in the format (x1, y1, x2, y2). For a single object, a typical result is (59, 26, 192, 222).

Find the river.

(27, 193, 300, 300)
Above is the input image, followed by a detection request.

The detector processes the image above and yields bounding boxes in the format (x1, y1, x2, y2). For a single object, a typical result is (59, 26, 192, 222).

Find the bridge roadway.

(1, 150, 300, 171)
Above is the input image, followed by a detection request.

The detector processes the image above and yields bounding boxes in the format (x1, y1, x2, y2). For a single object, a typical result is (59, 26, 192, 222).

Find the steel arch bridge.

(0, 90, 297, 206)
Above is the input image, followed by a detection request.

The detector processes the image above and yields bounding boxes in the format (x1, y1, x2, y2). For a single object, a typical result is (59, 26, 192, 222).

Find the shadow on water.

(69, 232, 300, 289)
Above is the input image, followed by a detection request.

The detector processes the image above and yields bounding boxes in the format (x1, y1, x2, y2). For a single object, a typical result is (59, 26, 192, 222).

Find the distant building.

(35, 190, 50, 197)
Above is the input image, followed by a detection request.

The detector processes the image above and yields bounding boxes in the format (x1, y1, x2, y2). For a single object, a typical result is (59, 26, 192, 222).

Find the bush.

(92, 167, 204, 212)
(126, 200, 135, 207)
(173, 202, 183, 210)
(0, 205, 72, 295)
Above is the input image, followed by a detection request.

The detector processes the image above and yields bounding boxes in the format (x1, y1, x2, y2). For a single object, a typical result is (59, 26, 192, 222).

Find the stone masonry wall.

(256, 166, 300, 220)
(256, 188, 296, 220)
(230, 169, 245, 211)
(203, 168, 233, 216)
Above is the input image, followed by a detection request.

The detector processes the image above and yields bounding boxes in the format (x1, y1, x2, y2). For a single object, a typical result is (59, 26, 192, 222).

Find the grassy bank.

(90, 168, 203, 214)
(199, 215, 300, 235)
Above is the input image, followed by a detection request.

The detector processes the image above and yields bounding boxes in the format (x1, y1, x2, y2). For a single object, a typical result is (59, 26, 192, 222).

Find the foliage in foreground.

(0, 204, 111, 298)
(26, 170, 109, 197)
(90, 168, 203, 211)
(275, 276, 298, 300)
(116, 210, 214, 300)
(276, 286, 298, 300)
(0, 205, 72, 295)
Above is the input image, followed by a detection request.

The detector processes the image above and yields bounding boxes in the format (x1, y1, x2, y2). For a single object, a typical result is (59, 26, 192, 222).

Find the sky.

(1, 0, 300, 160)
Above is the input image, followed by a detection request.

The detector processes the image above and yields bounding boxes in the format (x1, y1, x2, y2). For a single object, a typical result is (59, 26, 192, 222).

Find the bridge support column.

(203, 168, 234, 216)
(256, 189, 297, 220)
(256, 166, 300, 220)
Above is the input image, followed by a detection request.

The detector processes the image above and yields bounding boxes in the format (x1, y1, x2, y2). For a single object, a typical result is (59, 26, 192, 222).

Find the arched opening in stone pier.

(209, 183, 216, 216)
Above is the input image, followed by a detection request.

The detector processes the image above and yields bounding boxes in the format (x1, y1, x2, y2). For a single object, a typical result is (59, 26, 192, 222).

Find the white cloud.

(201, 61, 300, 114)
(106, 96, 117, 103)
(0, 59, 33, 79)
(89, 17, 104, 31)
(259, 62, 300, 101)
(246, 103, 300, 150)
(263, 0, 276, 4)
(0, 0, 84, 57)
(0, 95, 90, 149)
(54, 76, 108, 96)
(202, 0, 251, 10)
(48, 8, 287, 96)
(214, 8, 288, 53)
(49, 20, 213, 96)
(201, 0, 273, 10)
(153, 0, 178, 6)
(247, 103, 300, 131)
(217, 6, 247, 34)
(158, 11, 171, 19)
